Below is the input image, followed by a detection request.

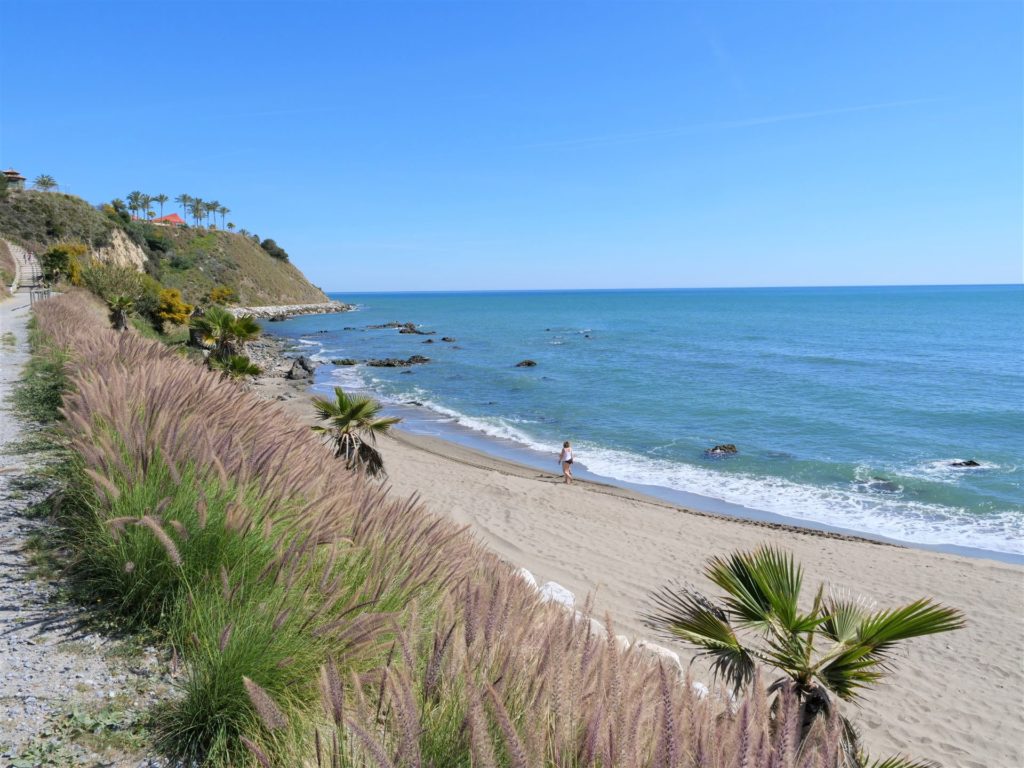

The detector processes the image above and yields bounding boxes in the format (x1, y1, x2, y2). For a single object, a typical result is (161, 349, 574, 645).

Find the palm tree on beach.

(153, 193, 169, 218)
(190, 305, 260, 359)
(645, 547, 964, 765)
(33, 174, 57, 191)
(311, 387, 401, 477)
(209, 353, 261, 379)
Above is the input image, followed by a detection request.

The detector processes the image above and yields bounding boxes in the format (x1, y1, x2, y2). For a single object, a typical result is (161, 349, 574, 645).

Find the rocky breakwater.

(228, 301, 352, 320)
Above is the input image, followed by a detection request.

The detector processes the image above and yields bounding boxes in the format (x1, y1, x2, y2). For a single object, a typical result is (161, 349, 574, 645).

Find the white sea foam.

(387, 398, 1023, 555)
(575, 443, 1024, 555)
(326, 363, 369, 390)
(905, 458, 1003, 482)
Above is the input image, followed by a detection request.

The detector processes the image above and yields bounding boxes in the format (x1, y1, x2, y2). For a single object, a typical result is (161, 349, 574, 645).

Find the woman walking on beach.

(559, 440, 574, 484)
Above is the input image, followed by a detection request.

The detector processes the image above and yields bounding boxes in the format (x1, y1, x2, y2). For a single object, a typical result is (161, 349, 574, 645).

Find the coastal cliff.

(0, 188, 327, 306)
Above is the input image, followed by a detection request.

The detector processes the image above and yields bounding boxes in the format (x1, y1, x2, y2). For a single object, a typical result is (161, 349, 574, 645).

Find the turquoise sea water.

(272, 286, 1023, 558)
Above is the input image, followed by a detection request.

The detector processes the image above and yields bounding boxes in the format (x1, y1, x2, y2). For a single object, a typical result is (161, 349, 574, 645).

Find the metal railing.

(29, 287, 51, 305)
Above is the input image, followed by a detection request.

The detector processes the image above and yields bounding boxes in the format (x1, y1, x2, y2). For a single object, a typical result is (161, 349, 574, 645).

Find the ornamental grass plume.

(34, 291, 866, 767)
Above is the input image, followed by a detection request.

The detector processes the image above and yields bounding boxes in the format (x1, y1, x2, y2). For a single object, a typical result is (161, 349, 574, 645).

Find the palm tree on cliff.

(205, 200, 220, 228)
(190, 198, 206, 227)
(153, 193, 169, 218)
(141, 194, 154, 220)
(311, 387, 401, 477)
(218, 205, 230, 229)
(33, 174, 57, 191)
(175, 193, 192, 218)
(126, 191, 144, 220)
(644, 546, 964, 763)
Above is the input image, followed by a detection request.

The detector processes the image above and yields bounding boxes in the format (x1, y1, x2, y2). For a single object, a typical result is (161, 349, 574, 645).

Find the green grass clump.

(12, 330, 67, 423)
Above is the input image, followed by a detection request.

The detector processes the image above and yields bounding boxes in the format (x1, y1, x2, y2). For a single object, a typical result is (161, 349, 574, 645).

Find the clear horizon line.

(321, 281, 1022, 295)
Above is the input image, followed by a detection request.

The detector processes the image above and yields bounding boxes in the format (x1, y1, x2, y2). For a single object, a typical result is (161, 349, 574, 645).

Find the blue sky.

(1, 0, 1021, 291)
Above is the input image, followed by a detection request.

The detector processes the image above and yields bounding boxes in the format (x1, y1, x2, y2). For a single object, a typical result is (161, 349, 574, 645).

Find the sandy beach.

(253, 367, 1024, 768)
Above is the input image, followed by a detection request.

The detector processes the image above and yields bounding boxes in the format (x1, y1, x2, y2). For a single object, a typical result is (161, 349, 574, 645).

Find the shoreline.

(248, 333, 1024, 765)
(250, 330, 1021, 564)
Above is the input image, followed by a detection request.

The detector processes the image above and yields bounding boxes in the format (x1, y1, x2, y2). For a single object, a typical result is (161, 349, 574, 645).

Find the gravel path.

(0, 295, 169, 767)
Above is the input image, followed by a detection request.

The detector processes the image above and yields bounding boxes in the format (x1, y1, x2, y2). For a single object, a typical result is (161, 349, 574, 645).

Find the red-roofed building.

(152, 213, 185, 226)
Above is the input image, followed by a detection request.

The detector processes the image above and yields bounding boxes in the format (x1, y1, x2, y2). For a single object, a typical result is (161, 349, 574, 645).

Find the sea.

(269, 285, 1023, 561)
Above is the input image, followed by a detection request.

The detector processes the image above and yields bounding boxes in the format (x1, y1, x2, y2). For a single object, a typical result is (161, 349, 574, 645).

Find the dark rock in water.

(705, 444, 738, 457)
(584, 334, 591, 338)
(405, 400, 423, 406)
(343, 326, 357, 331)
(866, 478, 902, 493)
(367, 320, 436, 335)
(330, 358, 359, 366)
(267, 315, 288, 322)
(516, 359, 538, 367)
(366, 355, 431, 368)
(367, 321, 405, 329)
(951, 459, 981, 468)
(441, 336, 456, 342)
(286, 355, 318, 380)
(452, 345, 464, 350)
(400, 370, 413, 375)
(422, 339, 434, 344)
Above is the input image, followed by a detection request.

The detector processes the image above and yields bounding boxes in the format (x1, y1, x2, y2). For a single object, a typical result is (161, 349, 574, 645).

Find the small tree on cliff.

(40, 242, 87, 285)
(33, 174, 57, 191)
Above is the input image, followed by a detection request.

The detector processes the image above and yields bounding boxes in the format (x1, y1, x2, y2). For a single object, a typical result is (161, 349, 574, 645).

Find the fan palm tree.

(106, 295, 134, 331)
(33, 174, 57, 191)
(190, 305, 260, 360)
(311, 387, 401, 477)
(645, 547, 964, 765)
(153, 193, 169, 218)
(209, 353, 261, 379)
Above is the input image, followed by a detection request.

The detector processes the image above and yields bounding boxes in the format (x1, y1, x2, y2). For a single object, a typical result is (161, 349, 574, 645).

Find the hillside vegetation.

(154, 227, 327, 305)
(0, 190, 115, 251)
(0, 190, 326, 306)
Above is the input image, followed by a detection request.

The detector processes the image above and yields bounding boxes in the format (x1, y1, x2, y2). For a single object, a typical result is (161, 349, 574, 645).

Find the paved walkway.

(0, 295, 166, 766)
